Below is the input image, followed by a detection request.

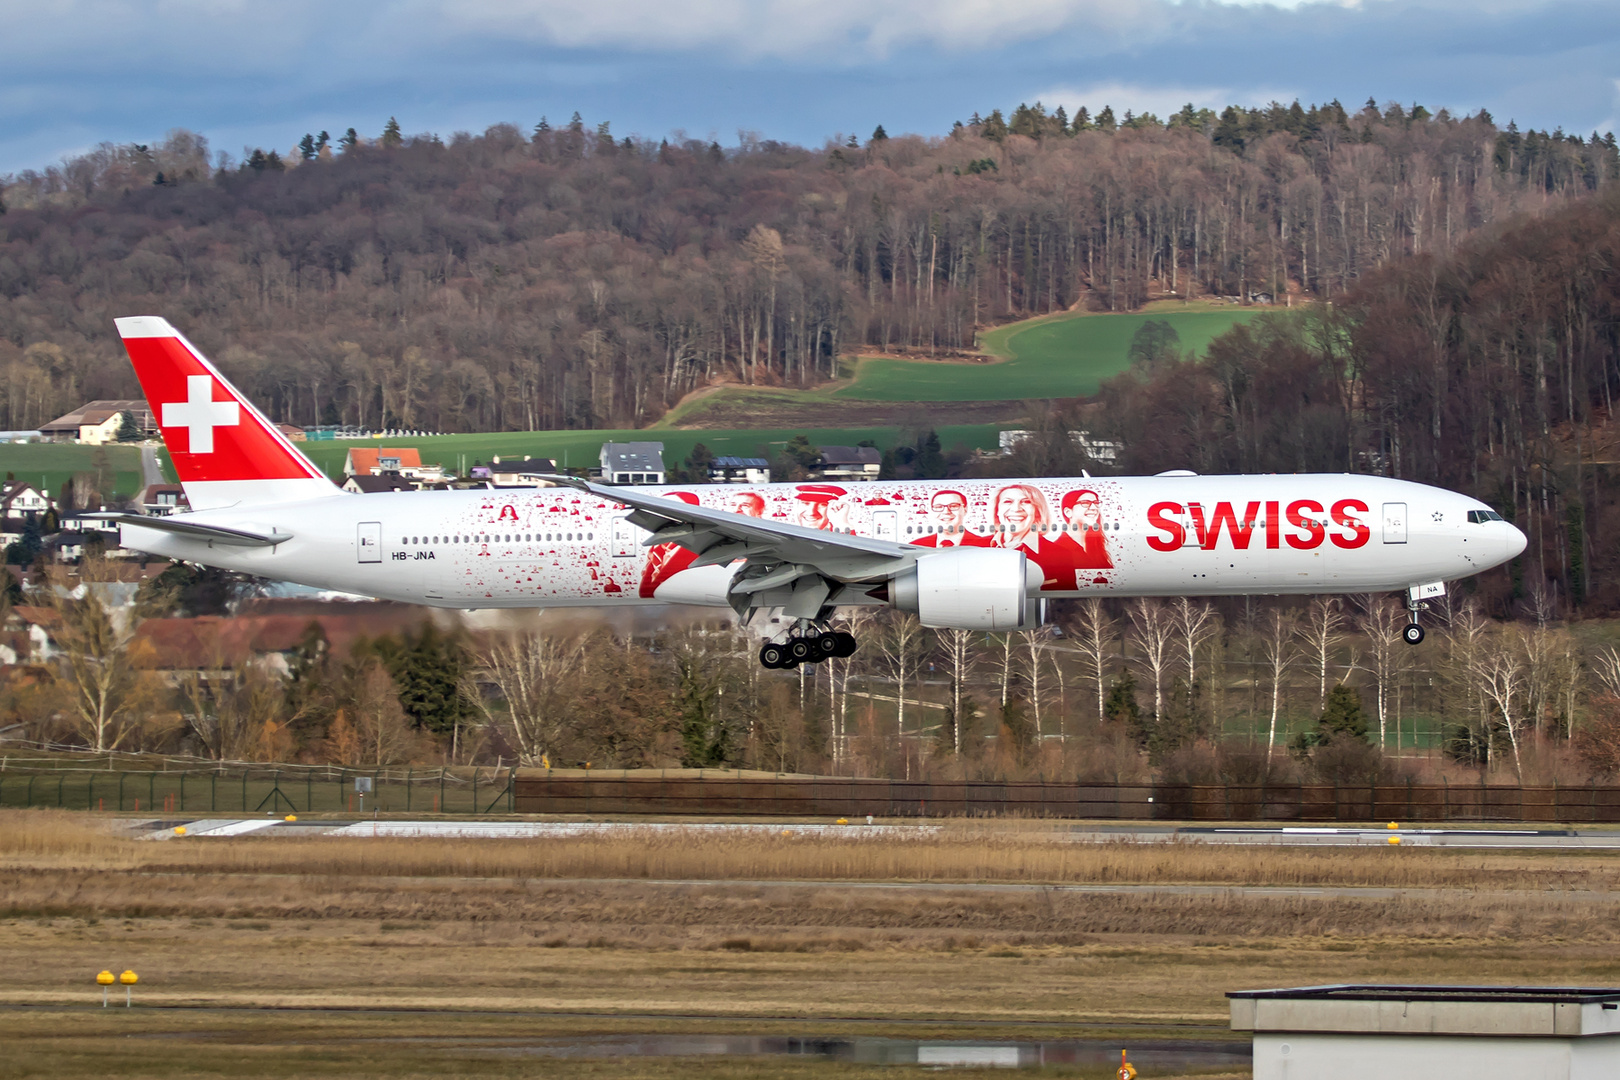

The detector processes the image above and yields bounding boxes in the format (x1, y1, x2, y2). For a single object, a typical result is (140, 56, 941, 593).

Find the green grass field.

(840, 302, 1260, 402)
(0, 444, 147, 499)
(0, 304, 1261, 491)
(300, 424, 1007, 479)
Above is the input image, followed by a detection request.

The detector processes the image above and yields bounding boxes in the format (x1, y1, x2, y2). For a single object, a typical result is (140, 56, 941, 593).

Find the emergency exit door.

(611, 516, 637, 558)
(1382, 503, 1407, 544)
(357, 521, 382, 562)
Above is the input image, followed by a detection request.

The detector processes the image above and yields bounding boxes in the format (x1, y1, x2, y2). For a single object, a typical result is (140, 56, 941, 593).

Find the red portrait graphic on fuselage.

(729, 490, 766, 518)
(989, 483, 1059, 571)
(910, 489, 990, 548)
(794, 484, 848, 531)
(639, 491, 702, 598)
(1044, 488, 1114, 590)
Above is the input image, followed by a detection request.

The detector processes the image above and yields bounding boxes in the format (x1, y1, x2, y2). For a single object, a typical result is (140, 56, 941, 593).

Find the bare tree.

(1127, 598, 1174, 720)
(1017, 626, 1056, 740)
(1356, 595, 1407, 749)
(1259, 609, 1299, 759)
(1473, 625, 1528, 781)
(472, 628, 586, 765)
(1070, 598, 1116, 722)
(1300, 596, 1346, 708)
(47, 571, 162, 753)
(938, 628, 977, 754)
(1593, 646, 1620, 698)
(876, 613, 930, 744)
(1171, 597, 1220, 693)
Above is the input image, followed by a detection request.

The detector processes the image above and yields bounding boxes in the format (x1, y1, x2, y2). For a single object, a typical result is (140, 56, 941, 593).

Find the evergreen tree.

(298, 133, 318, 161)
(870, 124, 888, 143)
(1103, 670, 1140, 727)
(1053, 105, 1069, 134)
(388, 620, 470, 734)
(381, 117, 403, 148)
(980, 109, 1008, 142)
(533, 116, 551, 139)
(264, 150, 285, 171)
(912, 429, 945, 479)
(339, 128, 359, 151)
(115, 410, 141, 442)
(1072, 106, 1091, 131)
(316, 131, 330, 152)
(1095, 105, 1117, 132)
(1315, 683, 1370, 745)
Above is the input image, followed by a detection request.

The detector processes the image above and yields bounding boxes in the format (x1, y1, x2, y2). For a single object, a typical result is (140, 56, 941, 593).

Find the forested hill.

(0, 102, 1614, 434)
(1089, 188, 1620, 614)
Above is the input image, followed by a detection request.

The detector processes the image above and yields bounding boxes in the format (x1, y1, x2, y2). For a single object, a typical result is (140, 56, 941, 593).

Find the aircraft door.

(611, 516, 637, 558)
(872, 510, 897, 542)
(1382, 503, 1408, 544)
(357, 521, 382, 563)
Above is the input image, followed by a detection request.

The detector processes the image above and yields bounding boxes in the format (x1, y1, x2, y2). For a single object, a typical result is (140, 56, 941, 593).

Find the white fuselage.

(118, 474, 1524, 610)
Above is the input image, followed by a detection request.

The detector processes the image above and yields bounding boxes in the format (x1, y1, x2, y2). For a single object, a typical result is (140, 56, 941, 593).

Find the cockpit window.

(1466, 510, 1505, 524)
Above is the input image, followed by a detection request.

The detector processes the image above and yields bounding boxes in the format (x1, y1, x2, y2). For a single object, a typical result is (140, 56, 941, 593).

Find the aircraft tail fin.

(114, 317, 341, 511)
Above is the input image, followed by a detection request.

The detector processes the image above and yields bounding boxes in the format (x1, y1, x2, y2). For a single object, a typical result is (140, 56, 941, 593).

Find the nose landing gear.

(1402, 584, 1438, 645)
(758, 627, 858, 669)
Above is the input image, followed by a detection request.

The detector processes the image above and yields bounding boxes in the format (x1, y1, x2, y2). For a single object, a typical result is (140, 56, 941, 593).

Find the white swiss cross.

(163, 375, 239, 454)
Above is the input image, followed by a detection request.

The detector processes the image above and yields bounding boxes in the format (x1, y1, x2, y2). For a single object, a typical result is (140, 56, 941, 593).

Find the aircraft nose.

(1505, 522, 1527, 560)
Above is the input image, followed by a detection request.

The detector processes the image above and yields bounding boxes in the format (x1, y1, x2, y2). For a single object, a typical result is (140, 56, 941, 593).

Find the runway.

(134, 818, 1620, 849)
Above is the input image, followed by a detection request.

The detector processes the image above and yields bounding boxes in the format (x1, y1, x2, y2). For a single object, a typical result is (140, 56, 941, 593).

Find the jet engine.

(887, 547, 1042, 630)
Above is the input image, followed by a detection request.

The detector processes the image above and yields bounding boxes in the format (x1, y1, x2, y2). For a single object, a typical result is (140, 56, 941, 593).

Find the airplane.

(100, 316, 1528, 669)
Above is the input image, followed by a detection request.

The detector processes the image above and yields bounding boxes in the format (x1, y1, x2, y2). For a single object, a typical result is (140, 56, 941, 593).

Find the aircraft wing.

(542, 476, 917, 618)
(88, 514, 292, 548)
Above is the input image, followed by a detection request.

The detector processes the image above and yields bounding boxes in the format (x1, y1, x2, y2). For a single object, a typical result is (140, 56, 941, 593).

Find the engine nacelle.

(888, 547, 1042, 630)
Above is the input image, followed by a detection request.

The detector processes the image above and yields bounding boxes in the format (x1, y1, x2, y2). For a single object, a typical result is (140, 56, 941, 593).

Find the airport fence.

(0, 759, 516, 815)
(513, 775, 1620, 824)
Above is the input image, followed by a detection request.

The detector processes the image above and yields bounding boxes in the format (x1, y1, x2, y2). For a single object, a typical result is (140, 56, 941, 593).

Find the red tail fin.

(115, 317, 340, 510)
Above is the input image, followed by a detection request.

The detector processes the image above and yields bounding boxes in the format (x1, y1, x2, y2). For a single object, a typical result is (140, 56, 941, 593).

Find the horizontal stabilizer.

(89, 514, 291, 548)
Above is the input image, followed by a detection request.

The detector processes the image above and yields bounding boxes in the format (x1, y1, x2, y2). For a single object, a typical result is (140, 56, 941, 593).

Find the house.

(489, 456, 558, 488)
(134, 602, 429, 682)
(140, 484, 188, 516)
(814, 445, 881, 481)
(0, 482, 53, 525)
(39, 400, 153, 444)
(276, 423, 307, 442)
(997, 429, 1121, 465)
(599, 442, 666, 485)
(709, 456, 772, 485)
(340, 447, 447, 485)
(4, 606, 61, 663)
(342, 473, 415, 494)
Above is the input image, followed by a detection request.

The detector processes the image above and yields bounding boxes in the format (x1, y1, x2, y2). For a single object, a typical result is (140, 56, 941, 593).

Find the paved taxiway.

(134, 818, 1620, 849)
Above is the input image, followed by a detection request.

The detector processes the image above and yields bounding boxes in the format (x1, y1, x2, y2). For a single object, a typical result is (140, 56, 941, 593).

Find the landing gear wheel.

(1403, 623, 1425, 645)
(759, 643, 788, 669)
(788, 638, 814, 664)
(832, 631, 858, 658)
(812, 633, 841, 660)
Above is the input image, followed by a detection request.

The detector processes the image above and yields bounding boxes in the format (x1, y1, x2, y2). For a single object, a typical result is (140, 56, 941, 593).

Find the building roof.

(345, 447, 423, 474)
(601, 442, 666, 472)
(344, 474, 415, 493)
(817, 445, 881, 467)
(712, 456, 770, 469)
(40, 400, 150, 434)
(135, 608, 428, 668)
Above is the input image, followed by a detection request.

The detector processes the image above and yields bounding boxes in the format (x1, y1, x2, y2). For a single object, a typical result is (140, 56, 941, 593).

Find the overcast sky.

(2, 0, 1618, 174)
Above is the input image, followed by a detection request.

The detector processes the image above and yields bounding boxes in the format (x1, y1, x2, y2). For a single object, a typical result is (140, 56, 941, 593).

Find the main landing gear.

(759, 628, 857, 669)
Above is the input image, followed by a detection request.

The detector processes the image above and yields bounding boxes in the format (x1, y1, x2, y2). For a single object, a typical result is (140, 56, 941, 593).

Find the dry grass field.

(6, 811, 1620, 1078)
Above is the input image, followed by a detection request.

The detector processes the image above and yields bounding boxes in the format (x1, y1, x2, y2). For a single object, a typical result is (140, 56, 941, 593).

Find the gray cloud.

(1, 0, 1616, 174)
